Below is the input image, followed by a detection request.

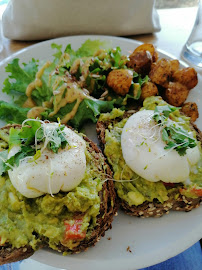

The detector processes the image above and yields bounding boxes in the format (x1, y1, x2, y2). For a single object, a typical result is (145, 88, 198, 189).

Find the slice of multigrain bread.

(0, 124, 118, 265)
(96, 111, 202, 218)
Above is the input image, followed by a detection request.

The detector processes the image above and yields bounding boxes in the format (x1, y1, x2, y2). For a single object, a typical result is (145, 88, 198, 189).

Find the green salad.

(0, 40, 147, 129)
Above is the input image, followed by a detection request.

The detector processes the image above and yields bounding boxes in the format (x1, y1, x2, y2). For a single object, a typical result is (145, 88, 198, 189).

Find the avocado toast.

(0, 122, 118, 265)
(96, 96, 202, 217)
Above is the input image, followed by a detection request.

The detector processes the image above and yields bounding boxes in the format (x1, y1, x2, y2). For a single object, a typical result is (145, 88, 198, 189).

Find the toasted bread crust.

(0, 124, 118, 264)
(0, 245, 34, 265)
(96, 112, 202, 218)
(56, 136, 118, 253)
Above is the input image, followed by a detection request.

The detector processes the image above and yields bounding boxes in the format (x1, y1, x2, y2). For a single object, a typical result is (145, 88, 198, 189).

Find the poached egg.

(121, 110, 200, 183)
(8, 123, 86, 198)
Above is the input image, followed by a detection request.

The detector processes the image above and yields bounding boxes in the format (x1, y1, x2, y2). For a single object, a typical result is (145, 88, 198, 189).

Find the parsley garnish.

(153, 106, 196, 156)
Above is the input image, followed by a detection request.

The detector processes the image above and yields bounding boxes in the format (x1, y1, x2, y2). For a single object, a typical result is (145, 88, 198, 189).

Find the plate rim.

(0, 34, 201, 270)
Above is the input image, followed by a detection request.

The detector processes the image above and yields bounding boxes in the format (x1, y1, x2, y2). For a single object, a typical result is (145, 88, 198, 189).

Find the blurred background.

(156, 0, 198, 8)
(0, 0, 200, 13)
(0, 0, 199, 24)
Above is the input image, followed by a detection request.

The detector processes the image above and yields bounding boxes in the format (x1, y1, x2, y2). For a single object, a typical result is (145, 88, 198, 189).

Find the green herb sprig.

(153, 105, 196, 156)
(0, 120, 68, 175)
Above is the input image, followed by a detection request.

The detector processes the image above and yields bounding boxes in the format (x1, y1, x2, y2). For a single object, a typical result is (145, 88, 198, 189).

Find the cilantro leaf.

(1, 121, 70, 173)
(47, 125, 68, 153)
(6, 146, 35, 169)
(162, 128, 169, 142)
(19, 120, 42, 145)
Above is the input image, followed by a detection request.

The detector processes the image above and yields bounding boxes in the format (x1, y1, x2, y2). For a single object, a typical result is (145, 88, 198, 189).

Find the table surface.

(0, 7, 199, 69)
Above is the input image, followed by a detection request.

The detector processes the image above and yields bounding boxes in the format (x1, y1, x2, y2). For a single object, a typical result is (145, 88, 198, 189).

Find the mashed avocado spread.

(99, 96, 202, 206)
(0, 130, 103, 250)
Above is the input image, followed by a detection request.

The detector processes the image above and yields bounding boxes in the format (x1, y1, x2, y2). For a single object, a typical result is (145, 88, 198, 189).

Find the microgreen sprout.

(2, 119, 69, 173)
(153, 105, 196, 156)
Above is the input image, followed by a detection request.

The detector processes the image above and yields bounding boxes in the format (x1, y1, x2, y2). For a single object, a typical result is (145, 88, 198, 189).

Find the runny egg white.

(8, 124, 86, 198)
(121, 110, 200, 183)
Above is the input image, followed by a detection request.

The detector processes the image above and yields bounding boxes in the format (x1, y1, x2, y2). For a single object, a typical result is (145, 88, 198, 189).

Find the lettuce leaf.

(2, 57, 55, 107)
(0, 101, 29, 124)
(69, 99, 114, 129)
(52, 39, 111, 67)
(41, 99, 114, 129)
(31, 62, 55, 105)
(2, 58, 38, 95)
(76, 39, 111, 58)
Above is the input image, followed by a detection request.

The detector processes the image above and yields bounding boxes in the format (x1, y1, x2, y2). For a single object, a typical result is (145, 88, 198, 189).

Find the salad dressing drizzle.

(25, 60, 95, 122)
(24, 61, 52, 110)
(49, 80, 95, 123)
(25, 61, 52, 99)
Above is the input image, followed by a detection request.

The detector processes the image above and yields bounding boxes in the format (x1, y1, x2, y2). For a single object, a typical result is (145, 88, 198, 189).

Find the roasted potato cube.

(165, 82, 189, 107)
(172, 67, 198, 89)
(107, 69, 133, 96)
(127, 50, 152, 76)
(134, 43, 158, 62)
(170, 60, 180, 76)
(149, 58, 171, 88)
(180, 102, 199, 122)
(140, 82, 158, 100)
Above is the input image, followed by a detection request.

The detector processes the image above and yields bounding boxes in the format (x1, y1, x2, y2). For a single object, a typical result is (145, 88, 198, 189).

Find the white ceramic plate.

(0, 35, 201, 270)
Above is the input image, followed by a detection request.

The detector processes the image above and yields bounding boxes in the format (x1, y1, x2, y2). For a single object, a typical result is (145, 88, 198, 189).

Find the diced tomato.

(179, 187, 202, 197)
(64, 219, 86, 241)
(190, 187, 202, 197)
